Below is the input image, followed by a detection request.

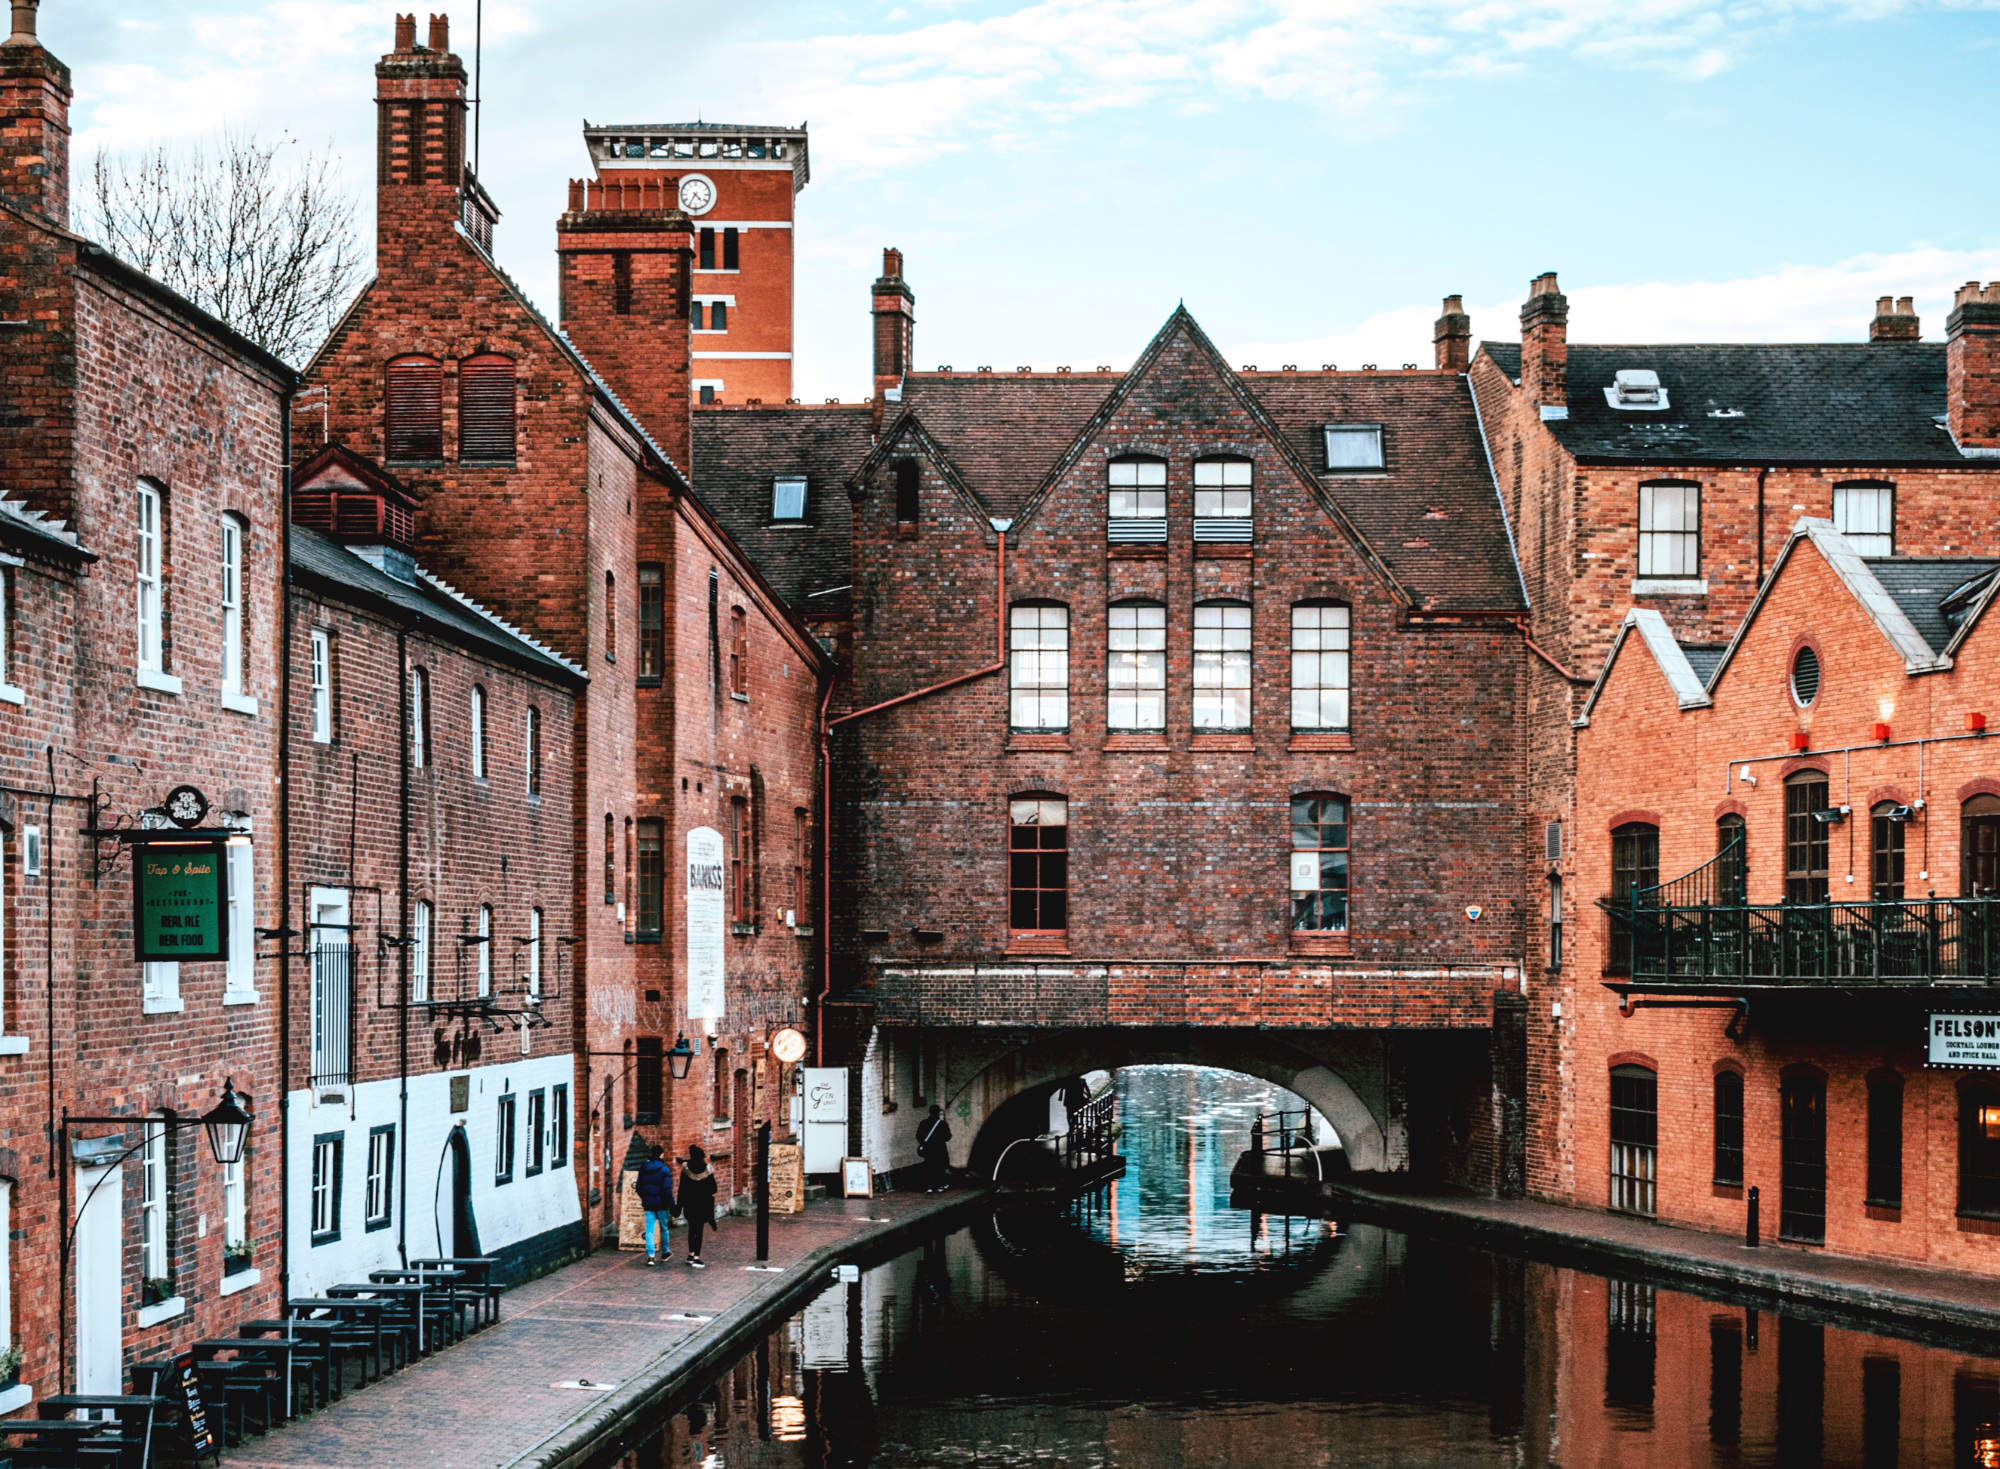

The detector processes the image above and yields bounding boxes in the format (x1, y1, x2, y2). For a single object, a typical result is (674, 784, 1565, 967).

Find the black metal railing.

(1605, 892, 2000, 984)
(1250, 1107, 1325, 1181)
(1630, 834, 1743, 910)
(311, 941, 353, 1087)
(1053, 1090, 1116, 1171)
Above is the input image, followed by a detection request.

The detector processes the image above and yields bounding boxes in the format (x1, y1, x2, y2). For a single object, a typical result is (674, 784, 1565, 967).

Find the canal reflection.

(598, 1066, 2000, 1469)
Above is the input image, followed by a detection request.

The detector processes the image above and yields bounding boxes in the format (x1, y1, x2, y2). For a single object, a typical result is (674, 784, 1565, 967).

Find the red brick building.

(299, 16, 829, 1232)
(0, 1, 288, 1400)
(697, 254, 1536, 1188)
(573, 120, 808, 407)
(284, 445, 586, 1289)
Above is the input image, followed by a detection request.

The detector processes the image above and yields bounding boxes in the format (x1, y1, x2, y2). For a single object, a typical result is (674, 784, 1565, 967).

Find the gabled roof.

(290, 523, 585, 684)
(1864, 558, 2000, 658)
(0, 497, 93, 564)
(1704, 519, 1952, 696)
(1482, 341, 1964, 466)
(1575, 608, 1714, 726)
(895, 373, 1117, 517)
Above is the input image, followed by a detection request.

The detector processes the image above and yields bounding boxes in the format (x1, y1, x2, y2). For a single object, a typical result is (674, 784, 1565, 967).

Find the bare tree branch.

(77, 130, 364, 368)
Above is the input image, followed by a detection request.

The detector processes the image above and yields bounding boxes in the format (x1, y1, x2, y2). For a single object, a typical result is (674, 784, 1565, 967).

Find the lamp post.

(57, 1080, 256, 1392)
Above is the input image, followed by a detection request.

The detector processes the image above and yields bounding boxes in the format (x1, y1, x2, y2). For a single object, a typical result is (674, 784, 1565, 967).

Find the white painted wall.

(286, 1054, 581, 1296)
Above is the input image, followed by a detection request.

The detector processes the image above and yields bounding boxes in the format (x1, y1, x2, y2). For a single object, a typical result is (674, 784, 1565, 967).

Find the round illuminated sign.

(769, 1027, 807, 1064)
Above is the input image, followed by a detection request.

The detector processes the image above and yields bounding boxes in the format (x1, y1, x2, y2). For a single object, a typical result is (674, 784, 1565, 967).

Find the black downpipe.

(43, 745, 53, 1180)
(278, 392, 294, 1305)
(397, 627, 411, 1267)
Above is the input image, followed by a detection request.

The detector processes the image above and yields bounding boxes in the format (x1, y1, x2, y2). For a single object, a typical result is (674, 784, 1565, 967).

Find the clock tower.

(574, 122, 808, 407)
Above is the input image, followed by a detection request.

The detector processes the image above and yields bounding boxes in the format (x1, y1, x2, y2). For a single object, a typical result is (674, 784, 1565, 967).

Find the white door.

(74, 1163, 122, 1394)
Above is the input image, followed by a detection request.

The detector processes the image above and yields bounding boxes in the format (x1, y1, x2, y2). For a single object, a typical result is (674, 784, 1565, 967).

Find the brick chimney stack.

(0, 0, 71, 227)
(1433, 294, 1471, 372)
(1870, 295, 1920, 342)
(375, 14, 468, 265)
(1947, 281, 2000, 452)
(557, 179, 694, 466)
(873, 248, 916, 407)
(1519, 273, 1568, 411)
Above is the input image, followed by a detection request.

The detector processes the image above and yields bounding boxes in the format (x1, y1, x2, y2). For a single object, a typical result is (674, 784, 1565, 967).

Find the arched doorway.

(446, 1124, 479, 1258)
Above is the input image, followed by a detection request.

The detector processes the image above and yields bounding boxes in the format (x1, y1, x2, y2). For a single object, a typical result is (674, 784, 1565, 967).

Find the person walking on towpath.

(919, 1104, 953, 1193)
(637, 1144, 675, 1265)
(679, 1144, 719, 1269)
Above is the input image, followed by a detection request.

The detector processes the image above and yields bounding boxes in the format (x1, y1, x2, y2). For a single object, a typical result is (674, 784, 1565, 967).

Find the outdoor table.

(369, 1269, 468, 1348)
(327, 1282, 432, 1354)
(37, 1394, 170, 1469)
(132, 1357, 268, 1443)
(410, 1256, 503, 1326)
(0, 1417, 130, 1469)
(289, 1297, 404, 1376)
(192, 1337, 319, 1418)
(241, 1321, 343, 1402)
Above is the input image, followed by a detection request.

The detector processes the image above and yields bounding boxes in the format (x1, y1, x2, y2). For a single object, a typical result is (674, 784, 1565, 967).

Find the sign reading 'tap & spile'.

(134, 841, 227, 962)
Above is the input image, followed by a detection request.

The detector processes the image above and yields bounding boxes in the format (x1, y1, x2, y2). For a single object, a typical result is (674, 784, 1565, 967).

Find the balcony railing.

(1605, 892, 2000, 985)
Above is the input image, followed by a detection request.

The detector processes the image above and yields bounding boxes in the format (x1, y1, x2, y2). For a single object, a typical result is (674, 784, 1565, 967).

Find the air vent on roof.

(1605, 369, 1669, 411)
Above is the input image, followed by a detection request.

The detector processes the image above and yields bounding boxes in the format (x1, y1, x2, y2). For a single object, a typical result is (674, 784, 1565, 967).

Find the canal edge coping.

(497, 1188, 995, 1469)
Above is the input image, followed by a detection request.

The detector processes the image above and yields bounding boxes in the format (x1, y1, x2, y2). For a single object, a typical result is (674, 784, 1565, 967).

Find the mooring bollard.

(1746, 1184, 1760, 1247)
(756, 1120, 772, 1262)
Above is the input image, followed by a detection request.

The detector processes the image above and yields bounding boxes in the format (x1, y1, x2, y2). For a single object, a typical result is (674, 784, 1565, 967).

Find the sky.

(52, 0, 2000, 401)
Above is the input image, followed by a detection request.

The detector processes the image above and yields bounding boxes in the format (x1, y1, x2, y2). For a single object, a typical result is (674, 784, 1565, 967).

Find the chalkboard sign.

(173, 1349, 219, 1463)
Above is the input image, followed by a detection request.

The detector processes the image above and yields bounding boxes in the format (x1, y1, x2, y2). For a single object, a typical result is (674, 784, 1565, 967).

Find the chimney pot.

(1433, 293, 1472, 373)
(428, 13, 449, 52)
(1947, 280, 2000, 449)
(1519, 272, 1569, 409)
(395, 13, 416, 51)
(5, 0, 36, 44)
(1897, 296, 1914, 316)
(1870, 291, 1921, 342)
(883, 247, 903, 279)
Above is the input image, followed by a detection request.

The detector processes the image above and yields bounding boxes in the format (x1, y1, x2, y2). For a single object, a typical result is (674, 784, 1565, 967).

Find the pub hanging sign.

(134, 841, 227, 962)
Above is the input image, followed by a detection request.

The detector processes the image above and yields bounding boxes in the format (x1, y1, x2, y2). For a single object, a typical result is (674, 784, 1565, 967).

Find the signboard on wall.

(1929, 1014, 2000, 1068)
(769, 1142, 804, 1214)
(134, 842, 227, 961)
(687, 827, 725, 1021)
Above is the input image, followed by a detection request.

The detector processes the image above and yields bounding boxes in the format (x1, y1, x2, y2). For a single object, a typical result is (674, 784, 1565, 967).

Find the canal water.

(597, 1066, 2000, 1469)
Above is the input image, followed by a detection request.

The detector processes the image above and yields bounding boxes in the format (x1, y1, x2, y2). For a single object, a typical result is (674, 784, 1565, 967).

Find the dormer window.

(772, 476, 807, 521)
(1606, 369, 1670, 411)
(1323, 425, 1383, 471)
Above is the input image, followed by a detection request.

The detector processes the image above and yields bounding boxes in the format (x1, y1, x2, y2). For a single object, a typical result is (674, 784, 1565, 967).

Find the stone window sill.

(730, 692, 749, 703)
(221, 691, 259, 715)
(1105, 732, 1168, 752)
(219, 1267, 262, 1296)
(0, 683, 22, 706)
(897, 523, 917, 541)
(1289, 932, 1351, 957)
(143, 995, 186, 1015)
(1007, 732, 1070, 752)
(1107, 543, 1166, 560)
(1865, 1204, 1902, 1223)
(1630, 578, 1708, 596)
(1712, 1182, 1743, 1201)
(1289, 731, 1353, 752)
(136, 668, 183, 696)
(0, 1383, 31, 1416)
(0, 1036, 29, 1055)
(137, 1296, 187, 1328)
(1191, 732, 1252, 751)
(1007, 932, 1069, 956)
(223, 989, 260, 1007)
(1194, 543, 1253, 559)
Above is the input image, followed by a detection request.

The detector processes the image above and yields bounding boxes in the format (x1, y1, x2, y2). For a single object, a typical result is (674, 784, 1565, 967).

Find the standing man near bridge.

(920, 1106, 954, 1193)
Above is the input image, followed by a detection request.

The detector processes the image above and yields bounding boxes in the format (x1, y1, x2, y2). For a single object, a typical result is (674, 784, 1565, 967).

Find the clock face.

(679, 176, 715, 215)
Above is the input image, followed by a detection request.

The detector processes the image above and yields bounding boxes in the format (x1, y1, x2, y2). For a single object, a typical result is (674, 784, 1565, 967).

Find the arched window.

(1609, 823, 1659, 973)
(1290, 603, 1350, 731)
(1009, 603, 1069, 730)
(1008, 796, 1068, 935)
(1713, 1069, 1744, 1186)
(1193, 601, 1251, 730)
(1965, 794, 2000, 897)
(1867, 1070, 1903, 1209)
(1833, 481, 1894, 555)
(1290, 795, 1349, 933)
(1785, 771, 1830, 903)
(1107, 601, 1165, 730)
(1780, 1072, 1826, 1242)
(894, 461, 919, 525)
(1871, 802, 1907, 901)
(1193, 457, 1252, 542)
(1609, 1063, 1657, 1216)
(1107, 458, 1166, 542)
(1637, 480, 1700, 578)
(385, 355, 443, 461)
(1961, 1083, 2000, 1220)
(1717, 814, 1746, 904)
(458, 354, 517, 463)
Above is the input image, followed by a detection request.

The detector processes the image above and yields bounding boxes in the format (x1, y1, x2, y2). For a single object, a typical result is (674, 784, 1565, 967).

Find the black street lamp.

(201, 1078, 254, 1166)
(668, 1034, 696, 1081)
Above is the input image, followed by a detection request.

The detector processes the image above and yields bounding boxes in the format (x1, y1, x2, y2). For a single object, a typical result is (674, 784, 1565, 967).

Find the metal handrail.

(1629, 834, 1744, 910)
(1603, 892, 2000, 983)
(1251, 1107, 1324, 1181)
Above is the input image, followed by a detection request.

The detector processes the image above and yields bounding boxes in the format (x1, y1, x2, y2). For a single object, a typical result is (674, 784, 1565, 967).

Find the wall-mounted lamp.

(1739, 766, 1758, 787)
(667, 1034, 697, 1081)
(1812, 808, 1848, 825)
(1885, 805, 1915, 823)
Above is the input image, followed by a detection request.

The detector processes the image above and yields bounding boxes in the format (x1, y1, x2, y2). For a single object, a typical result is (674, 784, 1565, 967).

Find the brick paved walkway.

(222, 1188, 982, 1469)
(1324, 1176, 2000, 1345)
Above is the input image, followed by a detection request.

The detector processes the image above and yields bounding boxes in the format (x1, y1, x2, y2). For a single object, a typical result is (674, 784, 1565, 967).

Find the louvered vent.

(386, 356, 443, 460)
(459, 355, 517, 464)
(1545, 821, 1562, 862)
(292, 490, 336, 536)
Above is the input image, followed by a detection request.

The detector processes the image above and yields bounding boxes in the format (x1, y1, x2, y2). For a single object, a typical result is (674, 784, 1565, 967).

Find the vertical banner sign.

(687, 827, 726, 1021)
(135, 842, 227, 962)
(173, 1349, 219, 1462)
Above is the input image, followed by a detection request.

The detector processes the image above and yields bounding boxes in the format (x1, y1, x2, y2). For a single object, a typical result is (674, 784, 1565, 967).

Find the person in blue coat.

(636, 1143, 675, 1265)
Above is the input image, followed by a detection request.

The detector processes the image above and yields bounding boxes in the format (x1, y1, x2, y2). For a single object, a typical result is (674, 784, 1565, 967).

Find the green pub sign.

(134, 841, 227, 962)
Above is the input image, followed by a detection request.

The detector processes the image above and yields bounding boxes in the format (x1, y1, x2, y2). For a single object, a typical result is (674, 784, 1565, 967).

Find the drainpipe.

(397, 626, 411, 1267)
(816, 521, 1010, 1063)
(278, 388, 294, 1306)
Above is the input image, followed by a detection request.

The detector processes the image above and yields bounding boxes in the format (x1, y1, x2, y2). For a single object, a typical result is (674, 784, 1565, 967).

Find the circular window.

(1791, 645, 1821, 706)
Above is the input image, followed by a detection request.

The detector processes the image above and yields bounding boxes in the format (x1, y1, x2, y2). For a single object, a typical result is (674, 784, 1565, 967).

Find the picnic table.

(409, 1256, 503, 1327)
(327, 1282, 437, 1353)
(0, 1415, 132, 1469)
(36, 1394, 169, 1469)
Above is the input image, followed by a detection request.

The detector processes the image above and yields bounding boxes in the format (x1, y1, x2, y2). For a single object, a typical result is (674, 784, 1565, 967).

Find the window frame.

(1192, 457, 1254, 542)
(604, 571, 617, 663)
(1008, 795, 1069, 937)
(1785, 771, 1831, 904)
(551, 1083, 570, 1168)
(1106, 457, 1167, 542)
(410, 665, 430, 768)
(364, 1123, 395, 1231)
(1192, 600, 1252, 731)
(220, 513, 246, 697)
(525, 706, 541, 797)
(1548, 873, 1563, 971)
(1833, 481, 1895, 556)
(222, 1152, 246, 1254)
(470, 684, 487, 779)
(140, 1115, 170, 1289)
(1289, 602, 1351, 732)
(310, 628, 332, 743)
(1961, 1083, 2000, 1220)
(528, 906, 543, 998)
(638, 563, 665, 681)
(224, 838, 257, 1002)
(731, 800, 752, 924)
(729, 605, 748, 698)
(310, 1132, 344, 1244)
(412, 899, 432, 1003)
(477, 904, 493, 997)
(385, 355, 445, 462)
(1713, 1068, 1745, 1187)
(1008, 602, 1070, 732)
(495, 1092, 516, 1185)
(636, 818, 664, 939)
(457, 353, 518, 465)
(1608, 822, 1660, 973)
(526, 1088, 546, 1176)
(772, 475, 807, 521)
(1323, 424, 1384, 471)
(894, 461, 920, 525)
(793, 808, 810, 923)
(1637, 480, 1702, 580)
(1107, 600, 1166, 731)
(136, 482, 164, 675)
(1290, 794, 1350, 935)
(604, 813, 616, 905)
(1872, 802, 1906, 901)
(1609, 1063, 1659, 1217)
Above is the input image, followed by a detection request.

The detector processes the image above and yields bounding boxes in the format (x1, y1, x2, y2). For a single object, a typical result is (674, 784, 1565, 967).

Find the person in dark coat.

(636, 1144, 675, 1264)
(918, 1104, 953, 1193)
(678, 1144, 719, 1268)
